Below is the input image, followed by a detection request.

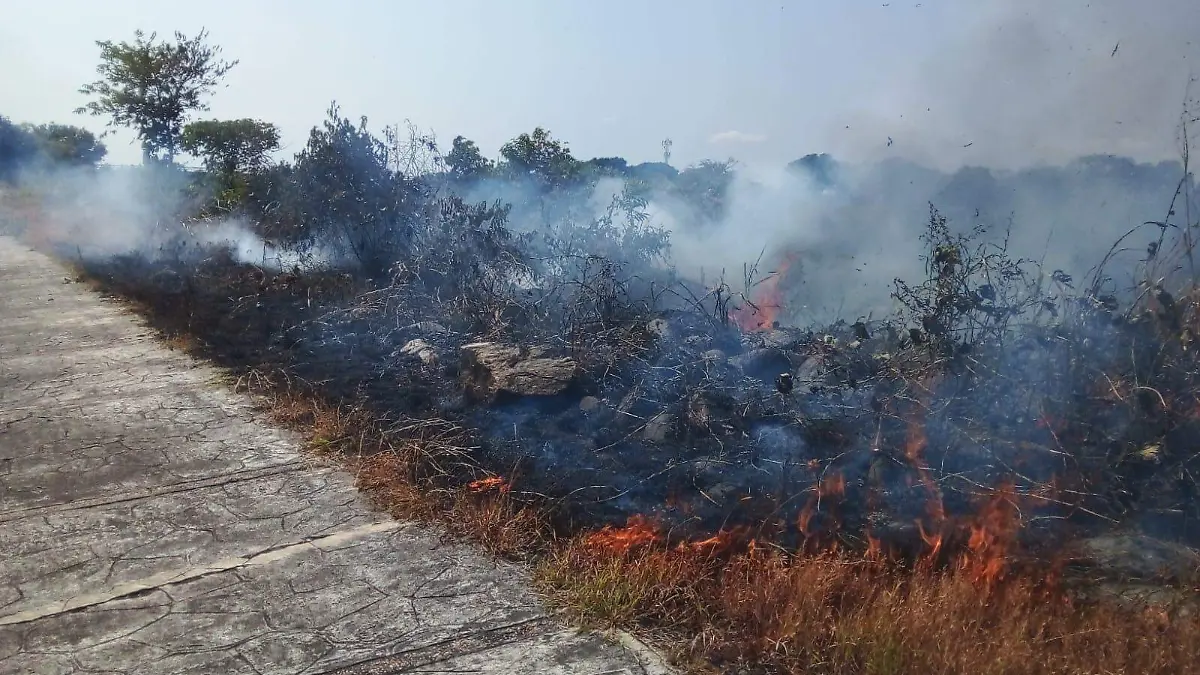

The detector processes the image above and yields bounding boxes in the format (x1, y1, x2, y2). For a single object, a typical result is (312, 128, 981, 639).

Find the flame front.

(585, 515, 661, 554)
(730, 255, 794, 331)
(467, 476, 510, 493)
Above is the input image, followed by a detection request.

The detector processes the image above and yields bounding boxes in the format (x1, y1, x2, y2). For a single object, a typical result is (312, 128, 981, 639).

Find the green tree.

(181, 119, 279, 176)
(25, 124, 108, 167)
(77, 29, 237, 164)
(444, 135, 492, 183)
(499, 127, 579, 188)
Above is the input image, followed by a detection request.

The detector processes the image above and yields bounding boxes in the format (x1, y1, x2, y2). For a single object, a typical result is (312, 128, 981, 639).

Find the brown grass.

(250, 383, 552, 560)
(536, 538, 1200, 674)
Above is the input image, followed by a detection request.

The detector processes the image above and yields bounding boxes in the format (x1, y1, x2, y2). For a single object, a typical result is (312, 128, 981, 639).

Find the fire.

(730, 255, 794, 331)
(865, 533, 887, 562)
(585, 515, 661, 554)
(797, 471, 847, 539)
(819, 473, 846, 498)
(797, 505, 816, 538)
(904, 415, 946, 524)
(467, 476, 510, 493)
(682, 527, 747, 556)
(917, 520, 945, 567)
(958, 479, 1022, 586)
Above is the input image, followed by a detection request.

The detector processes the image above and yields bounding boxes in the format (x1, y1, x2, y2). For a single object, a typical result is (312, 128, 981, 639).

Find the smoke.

(628, 0, 1200, 324)
(834, 0, 1200, 170)
(643, 154, 1195, 324)
(3, 162, 328, 270)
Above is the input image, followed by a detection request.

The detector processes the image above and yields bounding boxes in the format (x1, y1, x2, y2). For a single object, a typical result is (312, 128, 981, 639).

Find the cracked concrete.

(0, 237, 670, 675)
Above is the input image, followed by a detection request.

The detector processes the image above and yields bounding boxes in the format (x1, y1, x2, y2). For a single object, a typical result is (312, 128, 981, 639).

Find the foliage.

(0, 116, 37, 181)
(787, 152, 839, 187)
(181, 118, 279, 177)
(384, 121, 442, 177)
(25, 124, 108, 167)
(673, 158, 735, 222)
(580, 156, 629, 180)
(77, 29, 237, 164)
(289, 103, 417, 277)
(891, 206, 1052, 355)
(499, 127, 580, 190)
(0, 117, 107, 180)
(444, 135, 492, 185)
(400, 196, 528, 334)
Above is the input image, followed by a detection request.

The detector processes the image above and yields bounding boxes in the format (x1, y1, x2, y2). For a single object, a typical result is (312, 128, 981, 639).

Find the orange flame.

(865, 533, 885, 561)
(730, 255, 794, 331)
(958, 479, 1022, 587)
(917, 519, 945, 563)
(681, 527, 749, 556)
(819, 473, 847, 498)
(467, 476, 510, 493)
(585, 515, 661, 554)
(797, 472, 847, 540)
(797, 504, 816, 538)
(905, 414, 946, 524)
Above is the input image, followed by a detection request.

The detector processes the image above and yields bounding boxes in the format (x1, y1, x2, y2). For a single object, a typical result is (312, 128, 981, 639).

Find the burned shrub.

(892, 205, 1051, 356)
(397, 196, 528, 337)
(288, 103, 418, 278)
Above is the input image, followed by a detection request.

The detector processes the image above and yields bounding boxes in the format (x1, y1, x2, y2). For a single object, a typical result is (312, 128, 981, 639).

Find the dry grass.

(537, 537, 1200, 674)
(253, 384, 552, 560)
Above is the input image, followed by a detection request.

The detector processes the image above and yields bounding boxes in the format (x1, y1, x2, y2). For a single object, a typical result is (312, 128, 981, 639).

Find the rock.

(1068, 533, 1200, 581)
(579, 396, 601, 412)
(701, 349, 727, 364)
(746, 327, 805, 351)
(643, 412, 675, 443)
(400, 338, 438, 366)
(730, 348, 795, 381)
(406, 321, 449, 335)
(647, 318, 672, 340)
(775, 372, 794, 394)
(686, 390, 738, 434)
(459, 342, 577, 402)
(794, 355, 828, 390)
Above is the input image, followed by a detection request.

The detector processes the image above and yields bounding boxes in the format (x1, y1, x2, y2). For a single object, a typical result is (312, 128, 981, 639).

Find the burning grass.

(538, 522, 1200, 674)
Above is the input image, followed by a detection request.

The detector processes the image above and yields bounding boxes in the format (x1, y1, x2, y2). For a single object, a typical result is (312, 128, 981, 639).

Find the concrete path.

(0, 237, 665, 675)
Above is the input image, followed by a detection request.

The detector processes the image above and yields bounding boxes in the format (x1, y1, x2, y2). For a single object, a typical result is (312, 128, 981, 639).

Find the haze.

(3, 0, 1197, 169)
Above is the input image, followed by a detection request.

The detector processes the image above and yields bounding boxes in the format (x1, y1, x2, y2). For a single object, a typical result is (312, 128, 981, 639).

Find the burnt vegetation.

(5, 30, 1200, 675)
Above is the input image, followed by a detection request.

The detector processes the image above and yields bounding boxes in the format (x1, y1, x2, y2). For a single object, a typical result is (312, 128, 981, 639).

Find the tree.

(181, 119, 279, 176)
(290, 103, 415, 277)
(444, 135, 492, 184)
(674, 159, 736, 221)
(77, 29, 237, 164)
(499, 127, 579, 188)
(582, 157, 629, 177)
(787, 153, 838, 188)
(25, 124, 108, 167)
(0, 116, 37, 181)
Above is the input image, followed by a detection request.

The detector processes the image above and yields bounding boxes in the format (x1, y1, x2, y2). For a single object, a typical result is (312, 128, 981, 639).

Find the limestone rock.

(400, 338, 439, 366)
(460, 342, 577, 402)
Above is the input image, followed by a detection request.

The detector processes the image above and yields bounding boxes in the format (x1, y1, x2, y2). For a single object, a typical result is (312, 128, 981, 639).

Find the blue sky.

(2, 1, 1196, 168)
